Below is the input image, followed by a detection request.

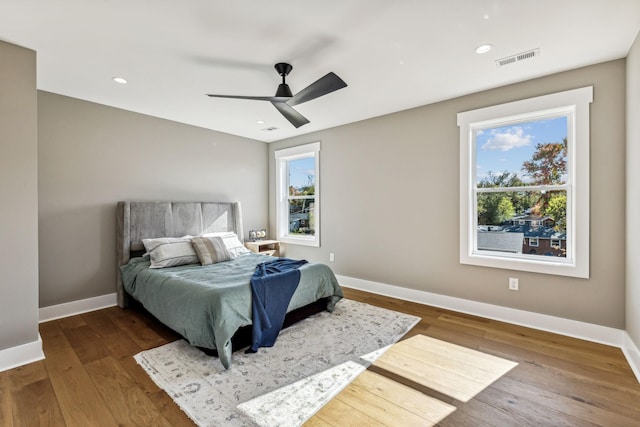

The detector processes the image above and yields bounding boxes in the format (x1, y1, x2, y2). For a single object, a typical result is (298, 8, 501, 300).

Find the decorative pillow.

(191, 236, 232, 266)
(142, 237, 199, 269)
(202, 231, 251, 259)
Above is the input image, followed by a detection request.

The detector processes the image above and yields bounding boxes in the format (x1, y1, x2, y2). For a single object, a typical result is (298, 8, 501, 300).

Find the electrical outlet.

(508, 277, 519, 291)
(329, 253, 335, 262)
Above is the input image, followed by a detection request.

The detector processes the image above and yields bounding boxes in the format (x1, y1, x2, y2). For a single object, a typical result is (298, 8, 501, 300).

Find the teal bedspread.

(120, 253, 343, 368)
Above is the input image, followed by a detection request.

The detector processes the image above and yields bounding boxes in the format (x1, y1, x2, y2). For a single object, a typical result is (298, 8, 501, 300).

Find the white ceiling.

(1, 1, 639, 143)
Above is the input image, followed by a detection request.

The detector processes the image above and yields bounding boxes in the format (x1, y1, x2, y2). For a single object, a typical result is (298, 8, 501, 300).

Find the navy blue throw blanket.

(249, 258, 308, 352)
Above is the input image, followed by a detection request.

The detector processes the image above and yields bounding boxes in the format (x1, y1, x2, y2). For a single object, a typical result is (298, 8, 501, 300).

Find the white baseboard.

(0, 334, 44, 373)
(622, 332, 640, 382)
(39, 293, 118, 323)
(337, 275, 625, 348)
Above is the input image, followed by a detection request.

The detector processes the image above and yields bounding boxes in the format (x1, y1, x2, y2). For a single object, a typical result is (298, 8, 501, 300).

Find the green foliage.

(477, 172, 530, 224)
(546, 192, 567, 230)
(477, 192, 515, 225)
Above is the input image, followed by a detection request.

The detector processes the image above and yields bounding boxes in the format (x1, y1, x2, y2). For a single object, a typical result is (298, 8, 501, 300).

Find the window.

(458, 87, 592, 278)
(551, 239, 561, 248)
(275, 142, 320, 247)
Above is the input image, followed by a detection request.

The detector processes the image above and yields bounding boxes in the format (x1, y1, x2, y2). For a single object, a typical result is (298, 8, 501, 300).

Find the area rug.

(134, 299, 420, 427)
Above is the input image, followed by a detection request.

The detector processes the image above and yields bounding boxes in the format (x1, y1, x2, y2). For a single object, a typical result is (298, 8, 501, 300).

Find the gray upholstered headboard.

(116, 201, 244, 307)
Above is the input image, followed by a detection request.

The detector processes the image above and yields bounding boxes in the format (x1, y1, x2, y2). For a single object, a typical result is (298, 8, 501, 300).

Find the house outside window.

(458, 87, 592, 278)
(275, 142, 320, 247)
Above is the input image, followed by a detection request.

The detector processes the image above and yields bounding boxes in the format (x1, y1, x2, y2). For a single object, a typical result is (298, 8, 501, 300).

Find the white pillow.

(202, 231, 250, 259)
(142, 236, 199, 268)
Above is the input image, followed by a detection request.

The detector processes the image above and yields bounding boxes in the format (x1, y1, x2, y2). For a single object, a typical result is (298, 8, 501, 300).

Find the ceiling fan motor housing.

(275, 83, 293, 97)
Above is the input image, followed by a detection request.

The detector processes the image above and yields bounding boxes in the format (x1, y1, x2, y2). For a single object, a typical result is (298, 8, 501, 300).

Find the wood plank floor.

(2, 287, 639, 426)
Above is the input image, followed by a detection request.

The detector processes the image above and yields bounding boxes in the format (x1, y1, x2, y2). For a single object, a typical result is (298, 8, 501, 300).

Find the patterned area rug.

(134, 299, 420, 427)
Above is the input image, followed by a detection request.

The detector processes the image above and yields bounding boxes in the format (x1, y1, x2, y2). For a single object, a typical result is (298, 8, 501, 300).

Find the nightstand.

(245, 240, 280, 257)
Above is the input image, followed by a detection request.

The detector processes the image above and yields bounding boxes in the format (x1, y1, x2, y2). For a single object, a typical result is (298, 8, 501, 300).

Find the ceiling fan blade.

(287, 72, 347, 107)
(207, 94, 291, 103)
(271, 102, 310, 128)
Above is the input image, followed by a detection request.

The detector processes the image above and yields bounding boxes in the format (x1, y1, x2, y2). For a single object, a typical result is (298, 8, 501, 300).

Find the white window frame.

(551, 239, 561, 248)
(275, 142, 320, 247)
(458, 86, 592, 278)
(529, 238, 539, 247)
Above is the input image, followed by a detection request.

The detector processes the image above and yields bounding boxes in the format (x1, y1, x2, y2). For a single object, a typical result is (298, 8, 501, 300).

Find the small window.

(551, 239, 561, 248)
(275, 142, 320, 247)
(458, 86, 592, 278)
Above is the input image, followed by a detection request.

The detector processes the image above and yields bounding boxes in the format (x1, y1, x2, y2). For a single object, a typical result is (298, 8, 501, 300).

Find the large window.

(275, 142, 320, 247)
(458, 87, 592, 278)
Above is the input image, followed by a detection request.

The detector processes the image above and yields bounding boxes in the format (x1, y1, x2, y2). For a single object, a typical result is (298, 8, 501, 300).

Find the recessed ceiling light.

(256, 120, 265, 124)
(475, 44, 493, 54)
(112, 76, 127, 84)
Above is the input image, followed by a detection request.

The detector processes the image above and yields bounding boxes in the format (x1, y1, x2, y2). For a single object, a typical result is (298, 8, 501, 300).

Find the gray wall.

(627, 32, 640, 346)
(38, 92, 268, 307)
(0, 41, 39, 349)
(270, 60, 626, 329)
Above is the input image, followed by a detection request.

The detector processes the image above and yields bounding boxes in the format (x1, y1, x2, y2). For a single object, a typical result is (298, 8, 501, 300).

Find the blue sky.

(288, 157, 315, 189)
(475, 116, 567, 183)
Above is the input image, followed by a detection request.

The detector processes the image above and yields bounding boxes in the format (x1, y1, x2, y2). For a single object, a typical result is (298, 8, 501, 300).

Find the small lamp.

(249, 229, 267, 241)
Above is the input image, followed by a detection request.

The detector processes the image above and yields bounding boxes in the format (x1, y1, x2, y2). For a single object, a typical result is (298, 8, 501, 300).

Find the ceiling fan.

(206, 63, 347, 128)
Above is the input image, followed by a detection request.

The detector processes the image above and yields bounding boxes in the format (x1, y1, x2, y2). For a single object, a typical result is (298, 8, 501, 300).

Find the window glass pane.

(476, 190, 567, 258)
(288, 198, 315, 235)
(475, 116, 568, 187)
(288, 157, 315, 197)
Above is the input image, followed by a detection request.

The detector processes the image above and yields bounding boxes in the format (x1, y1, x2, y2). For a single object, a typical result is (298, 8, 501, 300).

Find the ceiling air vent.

(496, 48, 540, 67)
(261, 126, 279, 132)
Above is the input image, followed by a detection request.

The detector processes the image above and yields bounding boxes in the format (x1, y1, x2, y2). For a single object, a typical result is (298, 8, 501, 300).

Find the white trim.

(0, 334, 44, 373)
(337, 274, 624, 348)
(622, 332, 640, 383)
(39, 293, 118, 323)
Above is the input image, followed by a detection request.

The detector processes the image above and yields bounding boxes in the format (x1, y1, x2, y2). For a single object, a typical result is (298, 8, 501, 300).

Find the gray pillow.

(191, 236, 232, 265)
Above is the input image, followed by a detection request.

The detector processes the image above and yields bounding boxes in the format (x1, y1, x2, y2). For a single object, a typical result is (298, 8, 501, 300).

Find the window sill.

(279, 235, 319, 247)
(461, 251, 588, 278)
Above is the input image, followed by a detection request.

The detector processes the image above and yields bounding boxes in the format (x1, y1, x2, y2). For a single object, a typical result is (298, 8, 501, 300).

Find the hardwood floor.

(2, 287, 639, 426)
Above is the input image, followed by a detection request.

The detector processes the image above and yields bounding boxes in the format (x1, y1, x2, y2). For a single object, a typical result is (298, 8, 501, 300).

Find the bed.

(116, 201, 343, 368)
